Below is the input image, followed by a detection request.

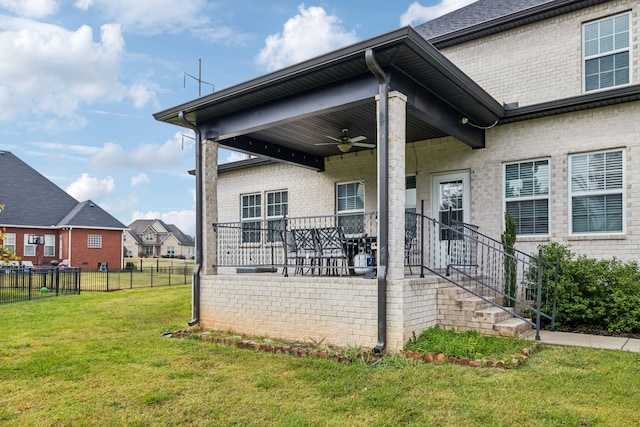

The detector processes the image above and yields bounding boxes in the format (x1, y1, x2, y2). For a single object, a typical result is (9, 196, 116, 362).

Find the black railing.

(0, 266, 81, 304)
(79, 266, 194, 292)
(214, 212, 378, 274)
(411, 207, 558, 339)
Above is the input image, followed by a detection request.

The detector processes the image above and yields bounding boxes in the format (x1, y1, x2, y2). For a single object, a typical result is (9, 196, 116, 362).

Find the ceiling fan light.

(337, 143, 352, 153)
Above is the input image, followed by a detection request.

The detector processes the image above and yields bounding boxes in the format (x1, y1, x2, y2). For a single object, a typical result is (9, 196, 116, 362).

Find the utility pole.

(184, 58, 215, 97)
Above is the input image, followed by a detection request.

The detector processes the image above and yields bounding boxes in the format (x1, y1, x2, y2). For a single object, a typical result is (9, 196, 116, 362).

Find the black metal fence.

(79, 266, 194, 292)
(0, 265, 193, 305)
(0, 266, 81, 304)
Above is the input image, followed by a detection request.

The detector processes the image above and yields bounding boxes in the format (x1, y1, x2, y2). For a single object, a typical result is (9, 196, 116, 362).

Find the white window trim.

(336, 180, 365, 215)
(2, 232, 16, 253)
(503, 158, 551, 237)
(568, 148, 626, 235)
(44, 234, 55, 257)
(88, 234, 102, 248)
(266, 189, 288, 220)
(582, 12, 631, 93)
(24, 234, 36, 256)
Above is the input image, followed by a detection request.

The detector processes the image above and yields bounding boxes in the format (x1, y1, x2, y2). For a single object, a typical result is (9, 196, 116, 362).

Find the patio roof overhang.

(154, 26, 504, 172)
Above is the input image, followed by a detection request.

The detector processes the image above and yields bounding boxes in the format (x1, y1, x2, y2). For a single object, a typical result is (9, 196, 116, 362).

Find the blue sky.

(0, 0, 475, 236)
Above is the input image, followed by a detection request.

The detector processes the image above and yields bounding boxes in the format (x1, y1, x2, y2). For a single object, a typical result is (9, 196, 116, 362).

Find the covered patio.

(153, 27, 554, 351)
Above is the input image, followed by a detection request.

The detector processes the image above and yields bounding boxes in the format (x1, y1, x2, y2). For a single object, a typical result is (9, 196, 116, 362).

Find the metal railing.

(79, 266, 194, 292)
(214, 212, 378, 272)
(410, 207, 558, 338)
(0, 266, 81, 304)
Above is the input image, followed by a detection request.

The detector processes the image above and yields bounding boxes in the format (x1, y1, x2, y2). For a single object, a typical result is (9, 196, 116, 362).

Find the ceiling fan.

(315, 128, 375, 153)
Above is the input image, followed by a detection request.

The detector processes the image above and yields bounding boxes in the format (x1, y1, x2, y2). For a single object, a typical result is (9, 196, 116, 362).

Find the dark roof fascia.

(429, 0, 610, 48)
(501, 84, 640, 123)
(154, 26, 502, 126)
(218, 157, 277, 173)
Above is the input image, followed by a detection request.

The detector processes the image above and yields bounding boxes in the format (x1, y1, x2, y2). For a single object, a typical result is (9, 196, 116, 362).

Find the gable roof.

(0, 151, 126, 230)
(416, 0, 610, 47)
(128, 219, 194, 246)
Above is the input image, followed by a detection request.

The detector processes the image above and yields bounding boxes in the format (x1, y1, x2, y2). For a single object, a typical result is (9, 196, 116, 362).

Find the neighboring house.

(0, 151, 127, 269)
(154, 0, 640, 351)
(125, 219, 195, 258)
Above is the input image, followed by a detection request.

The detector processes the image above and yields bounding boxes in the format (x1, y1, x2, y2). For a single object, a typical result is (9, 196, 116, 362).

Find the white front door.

(431, 171, 470, 268)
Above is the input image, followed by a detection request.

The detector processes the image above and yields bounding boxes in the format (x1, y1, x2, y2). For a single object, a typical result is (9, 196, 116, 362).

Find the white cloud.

(400, 0, 477, 26)
(0, 0, 59, 19)
(131, 172, 150, 186)
(0, 18, 156, 127)
(256, 4, 358, 72)
(131, 210, 196, 236)
(77, 0, 209, 35)
(220, 150, 249, 164)
(90, 132, 193, 171)
(66, 173, 115, 202)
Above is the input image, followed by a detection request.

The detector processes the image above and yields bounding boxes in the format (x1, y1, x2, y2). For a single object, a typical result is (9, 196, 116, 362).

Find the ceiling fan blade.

(325, 135, 342, 143)
(314, 142, 338, 146)
(352, 142, 376, 148)
(349, 135, 367, 143)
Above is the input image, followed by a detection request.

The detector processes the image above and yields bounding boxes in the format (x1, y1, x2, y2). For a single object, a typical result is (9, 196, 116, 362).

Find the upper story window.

(504, 159, 549, 235)
(145, 234, 154, 241)
(337, 181, 364, 234)
(2, 233, 16, 253)
(570, 149, 624, 234)
(584, 13, 630, 92)
(266, 190, 288, 243)
(88, 234, 102, 248)
(241, 193, 262, 243)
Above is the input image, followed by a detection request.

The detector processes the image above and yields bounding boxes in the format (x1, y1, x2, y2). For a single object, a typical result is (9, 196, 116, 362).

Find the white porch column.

(202, 139, 218, 275)
(381, 90, 407, 280)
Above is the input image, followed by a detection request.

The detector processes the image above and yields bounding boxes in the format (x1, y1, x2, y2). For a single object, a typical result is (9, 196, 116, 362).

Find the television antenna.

(184, 58, 215, 97)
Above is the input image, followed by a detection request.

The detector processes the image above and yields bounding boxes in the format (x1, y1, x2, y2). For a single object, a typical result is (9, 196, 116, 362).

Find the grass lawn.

(1, 286, 639, 426)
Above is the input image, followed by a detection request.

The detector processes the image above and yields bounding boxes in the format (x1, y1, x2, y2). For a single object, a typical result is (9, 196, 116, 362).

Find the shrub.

(532, 242, 640, 334)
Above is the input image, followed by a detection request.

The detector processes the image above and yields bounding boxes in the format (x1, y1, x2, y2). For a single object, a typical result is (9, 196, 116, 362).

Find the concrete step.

(493, 317, 532, 337)
(474, 305, 515, 324)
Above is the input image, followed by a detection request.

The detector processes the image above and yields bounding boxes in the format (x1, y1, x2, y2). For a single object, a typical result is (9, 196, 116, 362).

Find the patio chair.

(281, 230, 298, 276)
(405, 227, 416, 275)
(291, 228, 320, 275)
(315, 226, 349, 276)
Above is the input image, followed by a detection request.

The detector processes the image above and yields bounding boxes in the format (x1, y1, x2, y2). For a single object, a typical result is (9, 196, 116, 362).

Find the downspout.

(179, 111, 202, 327)
(366, 48, 389, 354)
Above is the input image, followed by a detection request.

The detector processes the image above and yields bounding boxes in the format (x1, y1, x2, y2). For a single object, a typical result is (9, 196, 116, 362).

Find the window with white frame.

(88, 234, 102, 248)
(167, 246, 175, 256)
(337, 181, 364, 234)
(266, 190, 288, 243)
(2, 233, 16, 253)
(241, 193, 262, 243)
(504, 159, 549, 235)
(44, 234, 55, 257)
(584, 13, 630, 92)
(24, 234, 36, 256)
(570, 149, 624, 233)
(145, 234, 154, 241)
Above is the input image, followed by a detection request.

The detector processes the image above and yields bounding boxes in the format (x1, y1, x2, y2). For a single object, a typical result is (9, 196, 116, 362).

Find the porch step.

(493, 317, 532, 337)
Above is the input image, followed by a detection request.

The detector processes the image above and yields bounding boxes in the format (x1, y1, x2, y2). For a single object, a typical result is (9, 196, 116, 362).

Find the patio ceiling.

(154, 27, 505, 171)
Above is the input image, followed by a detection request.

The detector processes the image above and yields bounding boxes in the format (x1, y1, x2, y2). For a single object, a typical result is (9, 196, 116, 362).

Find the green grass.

(404, 325, 532, 362)
(1, 286, 639, 426)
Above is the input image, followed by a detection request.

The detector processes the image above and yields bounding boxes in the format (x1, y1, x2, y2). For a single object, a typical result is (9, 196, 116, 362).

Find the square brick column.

(377, 90, 407, 281)
(202, 139, 218, 275)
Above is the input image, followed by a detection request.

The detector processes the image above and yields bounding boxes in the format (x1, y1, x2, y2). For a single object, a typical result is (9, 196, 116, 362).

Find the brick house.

(124, 219, 195, 258)
(0, 151, 127, 269)
(154, 0, 640, 351)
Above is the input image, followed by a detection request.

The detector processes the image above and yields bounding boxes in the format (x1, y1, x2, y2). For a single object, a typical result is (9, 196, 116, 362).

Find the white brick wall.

(440, 0, 638, 106)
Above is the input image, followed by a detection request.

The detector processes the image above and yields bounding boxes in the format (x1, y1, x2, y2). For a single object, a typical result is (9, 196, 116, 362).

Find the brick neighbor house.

(0, 151, 127, 269)
(154, 0, 640, 351)
(124, 219, 195, 258)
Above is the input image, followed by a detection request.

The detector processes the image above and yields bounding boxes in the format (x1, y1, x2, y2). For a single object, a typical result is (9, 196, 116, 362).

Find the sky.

(0, 0, 476, 236)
